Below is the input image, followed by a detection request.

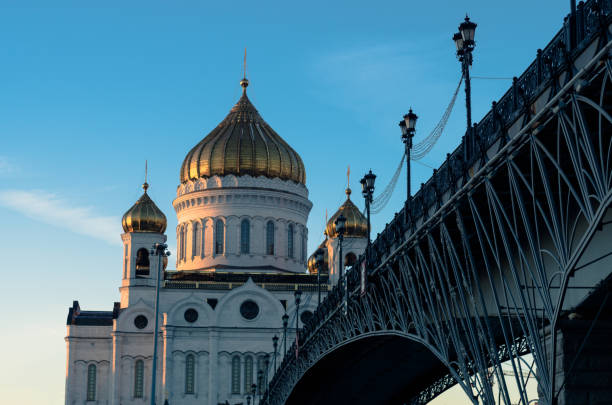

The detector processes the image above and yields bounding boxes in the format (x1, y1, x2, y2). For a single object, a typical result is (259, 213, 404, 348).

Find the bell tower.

(325, 187, 368, 286)
(120, 180, 167, 308)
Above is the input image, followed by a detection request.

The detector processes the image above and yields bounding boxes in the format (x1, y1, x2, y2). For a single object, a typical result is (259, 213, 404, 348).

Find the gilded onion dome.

(325, 188, 368, 238)
(180, 79, 306, 184)
(307, 240, 329, 275)
(122, 183, 167, 233)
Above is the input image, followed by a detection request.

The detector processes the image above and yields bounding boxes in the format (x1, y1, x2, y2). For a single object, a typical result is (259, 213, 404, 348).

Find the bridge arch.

(286, 332, 450, 405)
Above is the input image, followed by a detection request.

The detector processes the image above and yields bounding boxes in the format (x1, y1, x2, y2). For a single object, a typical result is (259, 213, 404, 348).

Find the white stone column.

(205, 218, 213, 257)
(226, 217, 237, 255)
(275, 219, 282, 258)
(110, 331, 121, 405)
(208, 330, 219, 404)
(254, 218, 263, 255)
(162, 320, 174, 401)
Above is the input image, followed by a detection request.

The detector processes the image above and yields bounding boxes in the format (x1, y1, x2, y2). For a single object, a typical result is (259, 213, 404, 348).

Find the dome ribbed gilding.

(180, 81, 306, 185)
(326, 188, 368, 239)
(307, 241, 329, 275)
(122, 183, 167, 233)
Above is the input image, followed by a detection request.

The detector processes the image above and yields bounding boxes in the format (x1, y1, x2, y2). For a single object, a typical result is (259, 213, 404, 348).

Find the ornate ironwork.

(263, 1, 612, 404)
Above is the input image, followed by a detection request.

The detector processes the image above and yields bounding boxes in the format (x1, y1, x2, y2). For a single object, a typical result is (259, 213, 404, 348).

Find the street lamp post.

(360, 171, 376, 267)
(453, 16, 477, 160)
(149, 243, 170, 405)
(334, 214, 347, 314)
(399, 109, 418, 200)
(282, 313, 289, 356)
(272, 335, 279, 372)
(294, 290, 302, 350)
(314, 248, 324, 306)
(293, 290, 302, 359)
(361, 174, 376, 238)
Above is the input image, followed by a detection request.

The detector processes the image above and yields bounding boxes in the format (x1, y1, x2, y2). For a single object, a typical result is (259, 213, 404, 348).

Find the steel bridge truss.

(263, 3, 612, 404)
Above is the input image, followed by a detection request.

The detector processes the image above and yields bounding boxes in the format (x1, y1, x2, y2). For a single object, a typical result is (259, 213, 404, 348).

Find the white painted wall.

(65, 280, 321, 405)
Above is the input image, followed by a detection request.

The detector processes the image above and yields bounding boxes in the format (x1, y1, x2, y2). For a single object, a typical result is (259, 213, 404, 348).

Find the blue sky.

(0, 1, 567, 403)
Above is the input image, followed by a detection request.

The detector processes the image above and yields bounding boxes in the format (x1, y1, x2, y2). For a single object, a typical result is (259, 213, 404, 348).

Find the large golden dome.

(122, 183, 167, 233)
(180, 79, 306, 184)
(325, 188, 368, 238)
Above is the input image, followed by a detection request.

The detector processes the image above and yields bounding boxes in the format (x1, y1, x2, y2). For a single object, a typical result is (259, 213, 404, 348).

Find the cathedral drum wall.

(173, 175, 312, 273)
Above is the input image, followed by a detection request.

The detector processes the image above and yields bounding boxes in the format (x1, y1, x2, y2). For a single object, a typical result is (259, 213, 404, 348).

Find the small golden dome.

(180, 80, 306, 185)
(325, 188, 368, 239)
(307, 241, 329, 275)
(122, 183, 167, 233)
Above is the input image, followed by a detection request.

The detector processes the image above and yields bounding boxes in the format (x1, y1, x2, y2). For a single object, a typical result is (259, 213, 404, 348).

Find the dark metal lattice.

(262, 2, 612, 404)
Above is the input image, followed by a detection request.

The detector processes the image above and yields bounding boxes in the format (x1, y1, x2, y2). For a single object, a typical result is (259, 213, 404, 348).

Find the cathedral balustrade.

(262, 2, 612, 403)
(176, 175, 310, 200)
(163, 280, 330, 292)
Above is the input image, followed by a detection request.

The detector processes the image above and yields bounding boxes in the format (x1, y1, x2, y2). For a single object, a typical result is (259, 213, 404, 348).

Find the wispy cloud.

(0, 189, 120, 245)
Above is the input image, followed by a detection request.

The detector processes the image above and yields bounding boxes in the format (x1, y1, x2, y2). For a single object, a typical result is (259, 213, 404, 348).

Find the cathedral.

(64, 76, 368, 405)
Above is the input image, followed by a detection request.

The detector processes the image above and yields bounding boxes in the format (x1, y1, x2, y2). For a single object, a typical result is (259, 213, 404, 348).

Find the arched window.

(124, 244, 128, 278)
(185, 354, 195, 394)
(244, 356, 253, 393)
(193, 222, 201, 257)
(345, 252, 357, 267)
(179, 224, 187, 261)
(135, 248, 150, 276)
(86, 364, 96, 401)
(231, 356, 241, 394)
(178, 226, 183, 260)
(215, 220, 224, 255)
(266, 221, 275, 255)
(183, 225, 189, 260)
(134, 360, 144, 398)
(201, 222, 205, 257)
(200, 221, 206, 258)
(287, 224, 294, 258)
(241, 219, 250, 254)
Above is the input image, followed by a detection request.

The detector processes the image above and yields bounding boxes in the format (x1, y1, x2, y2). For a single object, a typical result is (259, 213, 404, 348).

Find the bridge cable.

(411, 75, 463, 159)
(367, 75, 463, 215)
(370, 153, 405, 214)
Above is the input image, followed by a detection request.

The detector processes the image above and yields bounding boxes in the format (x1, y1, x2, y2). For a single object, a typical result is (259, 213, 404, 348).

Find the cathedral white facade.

(64, 77, 368, 405)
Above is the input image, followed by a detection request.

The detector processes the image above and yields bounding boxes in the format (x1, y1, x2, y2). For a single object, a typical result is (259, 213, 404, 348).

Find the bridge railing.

(263, 0, 612, 401)
(367, 0, 612, 271)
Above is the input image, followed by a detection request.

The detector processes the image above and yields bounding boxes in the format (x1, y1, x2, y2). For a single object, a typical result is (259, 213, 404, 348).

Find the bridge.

(262, 1, 612, 404)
